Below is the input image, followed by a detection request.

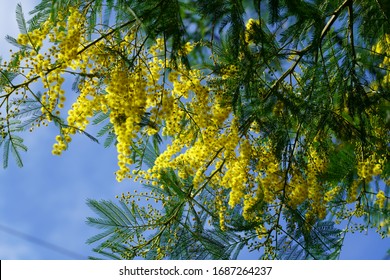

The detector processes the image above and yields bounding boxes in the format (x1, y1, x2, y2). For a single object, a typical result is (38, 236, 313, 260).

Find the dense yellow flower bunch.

(221, 128, 250, 208)
(305, 146, 327, 220)
(372, 34, 390, 86)
(357, 154, 384, 180)
(245, 18, 260, 43)
(376, 190, 386, 209)
(283, 145, 328, 220)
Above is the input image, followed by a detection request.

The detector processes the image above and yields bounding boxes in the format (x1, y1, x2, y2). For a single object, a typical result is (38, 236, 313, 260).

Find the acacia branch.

(348, 2, 357, 70)
(264, 0, 352, 102)
(320, 0, 353, 43)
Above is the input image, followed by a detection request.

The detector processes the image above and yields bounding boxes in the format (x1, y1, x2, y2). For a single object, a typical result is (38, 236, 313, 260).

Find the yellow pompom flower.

(245, 18, 260, 43)
(376, 190, 386, 209)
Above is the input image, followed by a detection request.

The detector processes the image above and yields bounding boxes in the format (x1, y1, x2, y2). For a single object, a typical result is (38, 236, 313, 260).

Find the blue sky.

(0, 0, 389, 260)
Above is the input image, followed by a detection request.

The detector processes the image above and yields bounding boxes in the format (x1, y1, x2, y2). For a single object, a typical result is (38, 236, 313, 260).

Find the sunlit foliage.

(1, 0, 389, 259)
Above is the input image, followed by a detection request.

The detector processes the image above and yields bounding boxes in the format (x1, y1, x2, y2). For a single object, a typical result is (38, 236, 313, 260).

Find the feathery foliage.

(1, 0, 389, 259)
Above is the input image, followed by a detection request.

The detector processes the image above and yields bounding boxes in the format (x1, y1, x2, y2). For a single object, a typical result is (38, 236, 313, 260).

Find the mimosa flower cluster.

(1, 8, 388, 243)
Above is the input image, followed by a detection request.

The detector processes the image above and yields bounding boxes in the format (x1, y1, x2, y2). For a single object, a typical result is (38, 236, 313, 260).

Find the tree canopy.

(0, 0, 389, 259)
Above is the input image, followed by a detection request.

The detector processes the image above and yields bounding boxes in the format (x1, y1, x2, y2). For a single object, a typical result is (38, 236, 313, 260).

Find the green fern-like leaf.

(92, 111, 110, 126)
(276, 220, 343, 260)
(9, 135, 27, 167)
(2, 137, 10, 169)
(5, 35, 31, 50)
(0, 120, 27, 168)
(15, 4, 28, 34)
